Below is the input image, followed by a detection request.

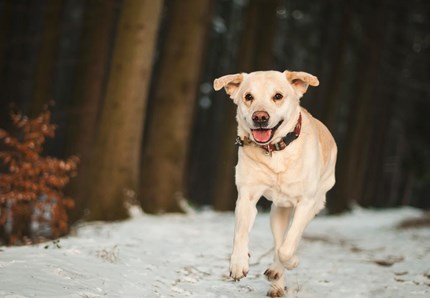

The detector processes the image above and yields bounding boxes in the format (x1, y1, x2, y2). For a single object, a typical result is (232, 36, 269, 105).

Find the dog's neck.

(236, 112, 302, 156)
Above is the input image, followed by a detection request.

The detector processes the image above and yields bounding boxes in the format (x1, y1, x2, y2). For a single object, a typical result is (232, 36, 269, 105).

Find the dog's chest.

(264, 170, 303, 207)
(257, 152, 304, 206)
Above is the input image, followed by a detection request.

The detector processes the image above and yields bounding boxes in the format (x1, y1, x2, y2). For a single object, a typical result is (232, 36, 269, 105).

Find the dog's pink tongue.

(252, 129, 272, 143)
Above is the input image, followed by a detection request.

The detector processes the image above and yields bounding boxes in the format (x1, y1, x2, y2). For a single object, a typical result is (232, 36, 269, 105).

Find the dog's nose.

(252, 111, 270, 126)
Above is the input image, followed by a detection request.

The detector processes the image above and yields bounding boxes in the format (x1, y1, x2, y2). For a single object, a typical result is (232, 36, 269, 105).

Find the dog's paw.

(229, 253, 249, 281)
(284, 255, 299, 270)
(278, 248, 299, 269)
(267, 285, 286, 297)
(264, 262, 284, 281)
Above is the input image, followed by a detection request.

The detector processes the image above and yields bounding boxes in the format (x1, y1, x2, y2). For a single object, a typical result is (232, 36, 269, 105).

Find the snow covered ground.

(0, 206, 429, 298)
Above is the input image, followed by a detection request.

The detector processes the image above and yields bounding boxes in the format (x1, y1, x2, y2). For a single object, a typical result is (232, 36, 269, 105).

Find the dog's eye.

(244, 93, 254, 101)
(273, 93, 283, 101)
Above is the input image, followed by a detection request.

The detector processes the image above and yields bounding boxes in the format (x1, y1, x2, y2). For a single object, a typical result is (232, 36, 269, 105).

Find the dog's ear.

(213, 73, 244, 98)
(284, 71, 319, 96)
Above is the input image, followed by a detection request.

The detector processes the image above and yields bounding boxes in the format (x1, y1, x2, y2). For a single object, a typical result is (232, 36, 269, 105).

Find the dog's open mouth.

(251, 120, 283, 144)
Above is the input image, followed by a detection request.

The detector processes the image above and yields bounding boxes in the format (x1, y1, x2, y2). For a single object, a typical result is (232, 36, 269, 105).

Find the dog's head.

(214, 70, 319, 145)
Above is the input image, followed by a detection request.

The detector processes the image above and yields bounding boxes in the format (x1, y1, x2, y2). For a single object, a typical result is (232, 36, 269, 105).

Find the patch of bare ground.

(371, 255, 404, 267)
(303, 234, 372, 254)
(397, 212, 430, 229)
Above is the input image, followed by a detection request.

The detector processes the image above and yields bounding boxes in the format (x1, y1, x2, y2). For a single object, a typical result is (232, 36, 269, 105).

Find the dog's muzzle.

(251, 120, 283, 144)
(236, 113, 302, 156)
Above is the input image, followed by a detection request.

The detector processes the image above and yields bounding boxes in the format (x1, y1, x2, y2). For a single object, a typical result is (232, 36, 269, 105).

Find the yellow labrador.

(214, 70, 337, 297)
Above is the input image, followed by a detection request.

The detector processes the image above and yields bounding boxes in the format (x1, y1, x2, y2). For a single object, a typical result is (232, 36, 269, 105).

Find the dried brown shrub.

(0, 109, 78, 245)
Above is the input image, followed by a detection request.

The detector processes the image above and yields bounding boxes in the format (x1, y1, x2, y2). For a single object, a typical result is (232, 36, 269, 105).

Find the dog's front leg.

(230, 191, 260, 281)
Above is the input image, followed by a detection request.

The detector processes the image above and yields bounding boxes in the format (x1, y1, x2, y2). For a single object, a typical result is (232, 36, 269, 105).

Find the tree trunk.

(86, 0, 163, 221)
(0, 0, 12, 122)
(239, 0, 279, 72)
(211, 99, 238, 211)
(66, 0, 117, 222)
(349, 1, 386, 208)
(212, 0, 279, 211)
(140, 0, 212, 213)
(0, 1, 52, 115)
(328, 0, 385, 213)
(320, 2, 352, 131)
(0, 0, 12, 84)
(31, 0, 64, 115)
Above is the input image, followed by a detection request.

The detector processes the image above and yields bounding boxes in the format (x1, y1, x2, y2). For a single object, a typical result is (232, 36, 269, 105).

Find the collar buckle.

(235, 136, 244, 147)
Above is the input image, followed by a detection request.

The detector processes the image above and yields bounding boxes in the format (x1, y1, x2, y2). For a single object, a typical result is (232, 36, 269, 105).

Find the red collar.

(235, 113, 302, 156)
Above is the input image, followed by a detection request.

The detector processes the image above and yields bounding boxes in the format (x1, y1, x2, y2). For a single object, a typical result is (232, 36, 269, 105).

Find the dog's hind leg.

(278, 198, 319, 266)
(265, 205, 293, 297)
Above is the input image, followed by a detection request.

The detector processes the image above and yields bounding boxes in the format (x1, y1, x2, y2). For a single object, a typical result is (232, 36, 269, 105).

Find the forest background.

(0, 0, 429, 236)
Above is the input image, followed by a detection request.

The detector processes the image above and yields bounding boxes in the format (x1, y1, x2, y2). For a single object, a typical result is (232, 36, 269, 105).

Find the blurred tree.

(209, 1, 246, 211)
(0, 0, 48, 118)
(31, 0, 64, 115)
(329, 0, 386, 213)
(86, 0, 163, 220)
(320, 1, 352, 131)
(212, 0, 280, 211)
(0, 0, 12, 124)
(140, 0, 213, 213)
(65, 0, 117, 222)
(401, 2, 430, 209)
(187, 1, 246, 209)
(238, 0, 279, 72)
(0, 0, 11, 88)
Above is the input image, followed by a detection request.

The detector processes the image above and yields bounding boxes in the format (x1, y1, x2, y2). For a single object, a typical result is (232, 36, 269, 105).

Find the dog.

(213, 70, 337, 297)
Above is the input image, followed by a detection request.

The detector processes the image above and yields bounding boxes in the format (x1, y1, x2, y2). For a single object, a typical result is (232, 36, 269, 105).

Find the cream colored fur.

(213, 70, 337, 297)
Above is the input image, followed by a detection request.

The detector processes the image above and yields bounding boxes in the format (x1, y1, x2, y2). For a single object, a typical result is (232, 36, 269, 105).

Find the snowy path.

(0, 207, 429, 298)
